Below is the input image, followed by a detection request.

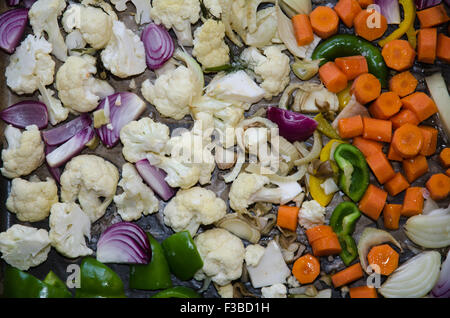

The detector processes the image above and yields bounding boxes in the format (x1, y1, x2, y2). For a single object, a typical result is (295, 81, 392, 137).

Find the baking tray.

(0, 0, 449, 298)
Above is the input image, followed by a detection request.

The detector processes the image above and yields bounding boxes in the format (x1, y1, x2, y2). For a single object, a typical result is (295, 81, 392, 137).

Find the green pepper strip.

(314, 113, 341, 140)
(130, 233, 173, 290)
(311, 34, 389, 87)
(162, 231, 204, 281)
(337, 235, 359, 266)
(75, 257, 126, 298)
(333, 143, 369, 202)
(3, 266, 72, 298)
(151, 286, 201, 298)
(379, 0, 416, 48)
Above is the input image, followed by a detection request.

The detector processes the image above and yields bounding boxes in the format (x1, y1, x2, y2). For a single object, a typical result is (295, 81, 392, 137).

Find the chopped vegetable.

(436, 33, 450, 63)
(419, 126, 438, 156)
(389, 71, 418, 97)
(403, 155, 429, 183)
(431, 250, 450, 298)
(314, 113, 341, 140)
(292, 14, 314, 46)
(334, 0, 362, 28)
(369, 92, 402, 120)
(351, 73, 381, 105)
(354, 9, 387, 41)
(390, 109, 420, 129)
(425, 73, 450, 139)
(415, 0, 442, 10)
(0, 100, 48, 129)
(352, 137, 383, 158)
(280, 0, 312, 18)
(378, 0, 416, 47)
(215, 214, 261, 244)
(331, 263, 364, 288)
(310, 6, 339, 39)
(358, 184, 387, 220)
(384, 172, 410, 196)
(367, 244, 399, 275)
(134, 159, 176, 201)
(151, 286, 201, 298)
(292, 253, 320, 284)
(291, 58, 320, 80)
(96, 222, 151, 265)
(42, 114, 92, 146)
(402, 92, 438, 122)
(338, 115, 363, 139)
(335, 56, 368, 81)
(331, 96, 370, 129)
(416, 3, 449, 28)
(417, 28, 437, 64)
(375, 0, 401, 24)
(349, 286, 378, 298)
(319, 61, 348, 93)
(0, 8, 28, 54)
(383, 204, 402, 230)
(276, 205, 299, 232)
(141, 23, 175, 70)
(311, 232, 342, 257)
(425, 173, 450, 200)
(392, 123, 424, 158)
(366, 151, 395, 184)
(381, 39, 416, 71)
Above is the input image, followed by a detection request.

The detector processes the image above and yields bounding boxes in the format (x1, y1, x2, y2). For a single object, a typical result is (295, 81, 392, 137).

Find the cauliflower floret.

(163, 187, 226, 236)
(119, 118, 170, 163)
(62, 3, 115, 50)
(1, 125, 45, 179)
(28, 0, 67, 61)
(141, 66, 196, 120)
(194, 228, 245, 286)
(298, 200, 326, 229)
(110, 0, 151, 24)
(38, 83, 69, 125)
(215, 283, 233, 298)
(60, 155, 119, 223)
(49, 202, 93, 258)
(6, 176, 58, 222)
(193, 19, 230, 69)
(240, 46, 290, 100)
(65, 30, 87, 56)
(245, 244, 265, 267)
(101, 20, 146, 78)
(203, 0, 222, 17)
(0, 224, 51, 271)
(5, 35, 55, 95)
(261, 283, 287, 298)
(151, 0, 201, 46)
(229, 173, 303, 213)
(113, 163, 159, 221)
(55, 55, 114, 113)
(287, 275, 301, 288)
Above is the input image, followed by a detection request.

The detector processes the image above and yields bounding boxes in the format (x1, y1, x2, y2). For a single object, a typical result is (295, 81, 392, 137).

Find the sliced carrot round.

(367, 244, 399, 276)
(353, 9, 388, 41)
(292, 254, 321, 284)
(392, 123, 424, 158)
(381, 40, 416, 71)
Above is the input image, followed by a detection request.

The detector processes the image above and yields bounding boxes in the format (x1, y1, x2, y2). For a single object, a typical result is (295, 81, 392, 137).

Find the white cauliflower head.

(240, 46, 291, 100)
(110, 0, 151, 24)
(245, 244, 266, 267)
(163, 187, 227, 236)
(55, 55, 114, 113)
(261, 283, 287, 298)
(101, 20, 147, 78)
(298, 200, 326, 229)
(113, 163, 159, 221)
(194, 228, 245, 286)
(193, 19, 230, 69)
(5, 35, 55, 95)
(1, 125, 45, 179)
(49, 202, 93, 258)
(6, 176, 58, 222)
(0, 224, 51, 271)
(151, 0, 201, 46)
(203, 0, 222, 17)
(119, 117, 170, 163)
(141, 65, 196, 120)
(60, 155, 119, 223)
(28, 0, 68, 61)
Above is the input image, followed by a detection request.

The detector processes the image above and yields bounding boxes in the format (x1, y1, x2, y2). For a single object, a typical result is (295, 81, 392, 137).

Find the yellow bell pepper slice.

(337, 82, 352, 111)
(309, 175, 334, 207)
(320, 139, 346, 162)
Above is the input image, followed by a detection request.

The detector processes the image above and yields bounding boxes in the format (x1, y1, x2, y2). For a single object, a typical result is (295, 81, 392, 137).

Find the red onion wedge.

(416, 0, 442, 10)
(7, 0, 20, 6)
(431, 250, 450, 298)
(141, 23, 174, 70)
(0, 8, 28, 54)
(46, 125, 95, 168)
(42, 114, 92, 146)
(267, 106, 318, 142)
(0, 100, 48, 129)
(44, 144, 61, 184)
(95, 92, 146, 148)
(96, 222, 151, 264)
(23, 0, 37, 8)
(135, 159, 176, 201)
(375, 0, 401, 24)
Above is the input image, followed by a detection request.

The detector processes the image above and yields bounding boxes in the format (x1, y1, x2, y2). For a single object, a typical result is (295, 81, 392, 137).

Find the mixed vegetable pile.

(0, 0, 449, 299)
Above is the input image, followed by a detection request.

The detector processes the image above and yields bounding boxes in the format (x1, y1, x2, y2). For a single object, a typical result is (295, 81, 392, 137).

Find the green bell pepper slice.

(151, 286, 201, 298)
(130, 233, 172, 290)
(337, 234, 359, 266)
(3, 266, 71, 298)
(333, 143, 369, 202)
(161, 231, 204, 281)
(330, 201, 361, 236)
(75, 257, 125, 298)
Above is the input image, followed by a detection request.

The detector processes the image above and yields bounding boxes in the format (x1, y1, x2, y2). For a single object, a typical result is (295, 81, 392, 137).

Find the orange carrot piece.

(319, 61, 348, 93)
(352, 137, 384, 158)
(390, 109, 420, 129)
(292, 14, 314, 46)
(349, 286, 378, 298)
(305, 225, 335, 243)
(384, 172, 410, 196)
(338, 115, 364, 139)
(392, 123, 424, 158)
(387, 143, 404, 161)
(382, 40, 416, 72)
(367, 244, 399, 275)
(331, 263, 364, 288)
(419, 126, 438, 156)
(310, 6, 339, 39)
(276, 205, 299, 232)
(356, 0, 373, 8)
(389, 71, 418, 98)
(353, 9, 387, 41)
(383, 204, 402, 230)
(401, 187, 424, 217)
(417, 4, 450, 28)
(311, 233, 342, 257)
(426, 173, 450, 201)
(369, 91, 402, 120)
(351, 73, 381, 104)
(439, 148, 450, 168)
(358, 184, 387, 221)
(446, 169, 450, 177)
(362, 117, 392, 143)
(436, 33, 450, 63)
(335, 55, 368, 80)
(334, 0, 362, 28)
(417, 28, 437, 64)
(366, 151, 396, 185)
(401, 92, 438, 122)
(292, 254, 321, 284)
(403, 155, 429, 183)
